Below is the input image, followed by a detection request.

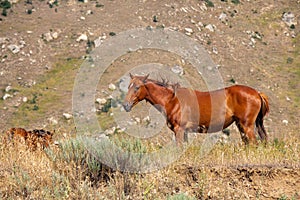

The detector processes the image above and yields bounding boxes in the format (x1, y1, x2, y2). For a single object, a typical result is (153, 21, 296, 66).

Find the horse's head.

(123, 73, 149, 112)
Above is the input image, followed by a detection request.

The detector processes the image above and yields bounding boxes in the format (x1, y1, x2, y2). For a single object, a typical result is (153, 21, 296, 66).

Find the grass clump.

(0, 0, 11, 16)
(231, 0, 240, 4)
(9, 58, 81, 127)
(205, 0, 214, 7)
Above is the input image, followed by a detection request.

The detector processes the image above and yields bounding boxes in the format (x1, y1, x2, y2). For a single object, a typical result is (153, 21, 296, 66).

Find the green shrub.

(205, 0, 214, 7)
(231, 0, 240, 4)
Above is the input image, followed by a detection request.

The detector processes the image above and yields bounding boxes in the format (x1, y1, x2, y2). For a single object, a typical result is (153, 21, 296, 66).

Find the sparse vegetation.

(0, 0, 11, 16)
(205, 0, 214, 7)
(0, 0, 299, 199)
(231, 0, 240, 4)
(1, 131, 299, 199)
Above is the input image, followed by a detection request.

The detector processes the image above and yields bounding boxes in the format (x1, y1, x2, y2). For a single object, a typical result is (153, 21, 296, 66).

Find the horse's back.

(225, 85, 262, 118)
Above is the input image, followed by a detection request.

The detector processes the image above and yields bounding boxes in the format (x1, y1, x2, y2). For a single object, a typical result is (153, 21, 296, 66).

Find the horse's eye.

(134, 86, 140, 91)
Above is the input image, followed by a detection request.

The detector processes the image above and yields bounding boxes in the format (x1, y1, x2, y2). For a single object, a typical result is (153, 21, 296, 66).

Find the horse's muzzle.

(123, 102, 132, 112)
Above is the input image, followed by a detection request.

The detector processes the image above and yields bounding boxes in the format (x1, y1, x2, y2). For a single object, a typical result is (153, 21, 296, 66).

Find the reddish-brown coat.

(123, 74, 269, 145)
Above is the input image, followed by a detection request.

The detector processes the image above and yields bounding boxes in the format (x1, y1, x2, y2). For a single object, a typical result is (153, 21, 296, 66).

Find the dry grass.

(1, 130, 299, 200)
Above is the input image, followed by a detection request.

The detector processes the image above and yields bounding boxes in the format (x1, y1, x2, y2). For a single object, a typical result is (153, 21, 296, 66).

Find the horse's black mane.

(146, 77, 181, 90)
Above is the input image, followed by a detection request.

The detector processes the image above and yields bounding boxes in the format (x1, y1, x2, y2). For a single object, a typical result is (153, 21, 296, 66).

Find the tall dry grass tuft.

(1, 132, 299, 199)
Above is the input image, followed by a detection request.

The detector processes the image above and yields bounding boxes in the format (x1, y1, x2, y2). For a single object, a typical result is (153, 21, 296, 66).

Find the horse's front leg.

(173, 125, 185, 145)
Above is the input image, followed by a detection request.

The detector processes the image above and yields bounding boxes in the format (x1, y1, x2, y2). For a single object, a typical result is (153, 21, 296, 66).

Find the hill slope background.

(0, 0, 299, 199)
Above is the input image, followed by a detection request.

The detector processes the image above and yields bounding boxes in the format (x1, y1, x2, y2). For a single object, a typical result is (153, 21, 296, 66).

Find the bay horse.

(123, 74, 269, 145)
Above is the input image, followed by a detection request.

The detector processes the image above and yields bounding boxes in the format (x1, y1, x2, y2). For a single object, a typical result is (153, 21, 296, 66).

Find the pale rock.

(108, 83, 116, 91)
(212, 47, 218, 54)
(76, 33, 88, 42)
(199, 3, 207, 11)
(22, 97, 28, 102)
(96, 98, 107, 105)
(63, 113, 73, 120)
(5, 85, 12, 92)
(119, 76, 131, 92)
(184, 27, 193, 35)
(282, 120, 288, 125)
(134, 117, 141, 123)
(86, 10, 93, 15)
(7, 44, 21, 54)
(43, 32, 53, 42)
(205, 24, 215, 32)
(94, 35, 107, 47)
(105, 127, 116, 135)
(52, 32, 59, 39)
(282, 12, 297, 27)
(0, 37, 7, 44)
(219, 12, 227, 22)
(142, 116, 151, 123)
(3, 93, 12, 100)
(8, 0, 19, 3)
(171, 65, 184, 76)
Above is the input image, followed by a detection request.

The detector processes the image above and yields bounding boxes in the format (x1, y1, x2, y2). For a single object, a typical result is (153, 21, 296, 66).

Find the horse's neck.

(144, 82, 174, 107)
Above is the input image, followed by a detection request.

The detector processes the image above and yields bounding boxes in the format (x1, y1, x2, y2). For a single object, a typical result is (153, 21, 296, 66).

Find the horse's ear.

(142, 74, 149, 83)
(129, 73, 134, 79)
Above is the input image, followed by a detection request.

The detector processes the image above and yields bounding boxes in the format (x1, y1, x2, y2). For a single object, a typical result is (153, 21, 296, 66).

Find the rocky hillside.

(1, 0, 299, 134)
(0, 0, 299, 199)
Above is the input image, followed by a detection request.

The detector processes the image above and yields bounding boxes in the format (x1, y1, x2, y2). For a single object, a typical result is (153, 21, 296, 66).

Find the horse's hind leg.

(256, 119, 268, 141)
(236, 120, 257, 145)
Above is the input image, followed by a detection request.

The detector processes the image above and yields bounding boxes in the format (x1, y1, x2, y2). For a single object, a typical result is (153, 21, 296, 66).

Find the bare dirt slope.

(0, 0, 299, 199)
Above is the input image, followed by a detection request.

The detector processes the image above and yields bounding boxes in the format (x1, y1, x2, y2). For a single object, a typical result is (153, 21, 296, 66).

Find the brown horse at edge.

(123, 74, 270, 145)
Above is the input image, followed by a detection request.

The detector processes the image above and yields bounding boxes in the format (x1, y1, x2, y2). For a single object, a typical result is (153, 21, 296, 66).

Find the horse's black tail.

(256, 92, 270, 141)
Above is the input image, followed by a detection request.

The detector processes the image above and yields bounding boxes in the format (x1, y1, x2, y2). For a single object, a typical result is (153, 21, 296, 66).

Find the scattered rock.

(219, 12, 227, 22)
(42, 31, 59, 42)
(48, 0, 57, 6)
(22, 97, 28, 103)
(134, 117, 141, 124)
(63, 113, 73, 120)
(104, 126, 117, 135)
(5, 85, 12, 92)
(205, 24, 215, 32)
(94, 34, 107, 47)
(142, 116, 151, 123)
(199, 3, 207, 11)
(282, 119, 288, 125)
(108, 83, 116, 91)
(7, 44, 21, 54)
(119, 76, 131, 92)
(0, 37, 7, 44)
(76, 33, 88, 42)
(282, 12, 297, 27)
(86, 10, 93, 15)
(52, 32, 59, 39)
(96, 98, 107, 105)
(212, 47, 218, 54)
(3, 93, 12, 100)
(8, 0, 19, 3)
(184, 27, 193, 36)
(171, 65, 184, 76)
